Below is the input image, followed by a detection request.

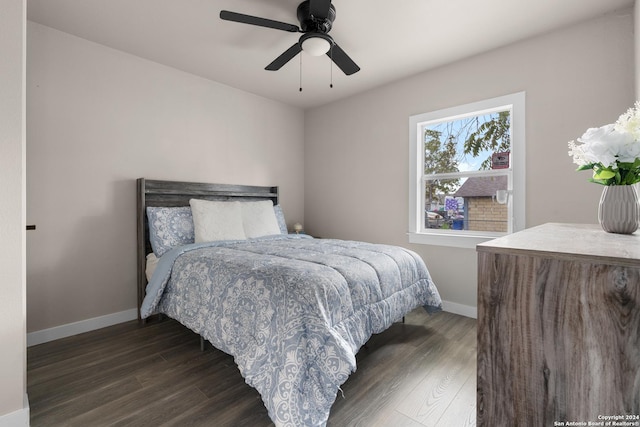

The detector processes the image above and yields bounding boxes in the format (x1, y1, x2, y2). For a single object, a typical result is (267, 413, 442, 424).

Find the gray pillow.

(146, 206, 195, 257)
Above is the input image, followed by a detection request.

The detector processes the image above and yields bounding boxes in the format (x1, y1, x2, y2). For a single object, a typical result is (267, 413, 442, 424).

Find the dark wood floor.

(27, 309, 477, 427)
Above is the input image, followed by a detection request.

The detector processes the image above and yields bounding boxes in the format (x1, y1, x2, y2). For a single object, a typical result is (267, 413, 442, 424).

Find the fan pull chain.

(299, 54, 303, 92)
(329, 45, 333, 88)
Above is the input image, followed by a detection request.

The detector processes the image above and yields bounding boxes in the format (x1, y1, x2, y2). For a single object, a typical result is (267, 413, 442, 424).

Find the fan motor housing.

(297, 1, 336, 33)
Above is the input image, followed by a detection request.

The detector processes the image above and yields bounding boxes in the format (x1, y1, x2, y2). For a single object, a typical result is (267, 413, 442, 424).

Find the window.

(409, 92, 525, 248)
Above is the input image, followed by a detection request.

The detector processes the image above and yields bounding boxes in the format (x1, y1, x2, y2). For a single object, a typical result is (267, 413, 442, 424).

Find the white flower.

(615, 101, 640, 140)
(568, 140, 588, 166)
(575, 125, 622, 168)
(618, 139, 640, 163)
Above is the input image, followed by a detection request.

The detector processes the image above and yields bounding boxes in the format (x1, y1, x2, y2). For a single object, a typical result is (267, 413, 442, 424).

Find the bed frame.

(136, 178, 279, 320)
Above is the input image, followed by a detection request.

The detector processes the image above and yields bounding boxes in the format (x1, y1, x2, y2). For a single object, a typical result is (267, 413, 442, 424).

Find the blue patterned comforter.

(141, 234, 441, 426)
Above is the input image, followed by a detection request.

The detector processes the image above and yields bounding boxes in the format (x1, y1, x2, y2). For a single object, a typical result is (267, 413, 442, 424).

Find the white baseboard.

(27, 308, 138, 347)
(441, 300, 477, 319)
(0, 394, 29, 427)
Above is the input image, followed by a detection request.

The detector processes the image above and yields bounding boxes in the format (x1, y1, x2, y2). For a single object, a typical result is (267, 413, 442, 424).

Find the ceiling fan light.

(301, 37, 330, 56)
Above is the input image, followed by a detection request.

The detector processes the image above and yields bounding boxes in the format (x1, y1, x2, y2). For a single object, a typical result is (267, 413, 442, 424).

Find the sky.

(425, 111, 505, 172)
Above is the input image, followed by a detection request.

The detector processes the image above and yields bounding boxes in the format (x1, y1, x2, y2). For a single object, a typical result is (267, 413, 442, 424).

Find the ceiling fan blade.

(309, 0, 332, 20)
(265, 43, 303, 71)
(327, 43, 360, 75)
(220, 10, 299, 33)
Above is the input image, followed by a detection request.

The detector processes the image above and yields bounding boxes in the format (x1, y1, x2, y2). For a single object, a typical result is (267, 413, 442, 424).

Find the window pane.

(423, 110, 511, 173)
(425, 175, 508, 232)
(421, 108, 512, 233)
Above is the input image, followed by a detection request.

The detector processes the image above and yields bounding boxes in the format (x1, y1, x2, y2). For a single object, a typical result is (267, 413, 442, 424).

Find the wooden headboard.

(136, 178, 279, 319)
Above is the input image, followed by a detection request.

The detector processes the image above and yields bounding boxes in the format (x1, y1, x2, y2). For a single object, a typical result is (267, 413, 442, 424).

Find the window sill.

(408, 231, 505, 249)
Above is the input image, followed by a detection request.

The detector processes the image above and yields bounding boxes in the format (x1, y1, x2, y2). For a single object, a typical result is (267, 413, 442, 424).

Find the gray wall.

(304, 9, 635, 312)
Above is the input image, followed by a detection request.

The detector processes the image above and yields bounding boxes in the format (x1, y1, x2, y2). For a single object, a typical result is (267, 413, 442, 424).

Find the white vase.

(597, 185, 640, 234)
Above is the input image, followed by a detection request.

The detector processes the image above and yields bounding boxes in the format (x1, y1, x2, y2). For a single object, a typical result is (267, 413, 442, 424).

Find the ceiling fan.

(220, 0, 360, 76)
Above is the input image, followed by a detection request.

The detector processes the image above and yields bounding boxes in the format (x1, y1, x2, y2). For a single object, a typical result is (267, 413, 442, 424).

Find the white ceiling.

(27, 0, 634, 110)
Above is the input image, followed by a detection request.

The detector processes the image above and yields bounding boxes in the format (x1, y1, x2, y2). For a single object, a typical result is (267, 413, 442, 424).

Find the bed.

(136, 178, 442, 427)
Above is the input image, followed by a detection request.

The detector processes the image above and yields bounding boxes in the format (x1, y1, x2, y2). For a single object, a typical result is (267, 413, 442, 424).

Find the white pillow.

(189, 199, 247, 243)
(241, 200, 282, 238)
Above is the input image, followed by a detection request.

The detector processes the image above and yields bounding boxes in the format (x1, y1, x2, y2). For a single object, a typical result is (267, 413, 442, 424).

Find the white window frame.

(408, 92, 526, 249)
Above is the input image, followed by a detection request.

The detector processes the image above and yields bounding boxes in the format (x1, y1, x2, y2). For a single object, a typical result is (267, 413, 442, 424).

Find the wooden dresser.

(476, 223, 640, 426)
